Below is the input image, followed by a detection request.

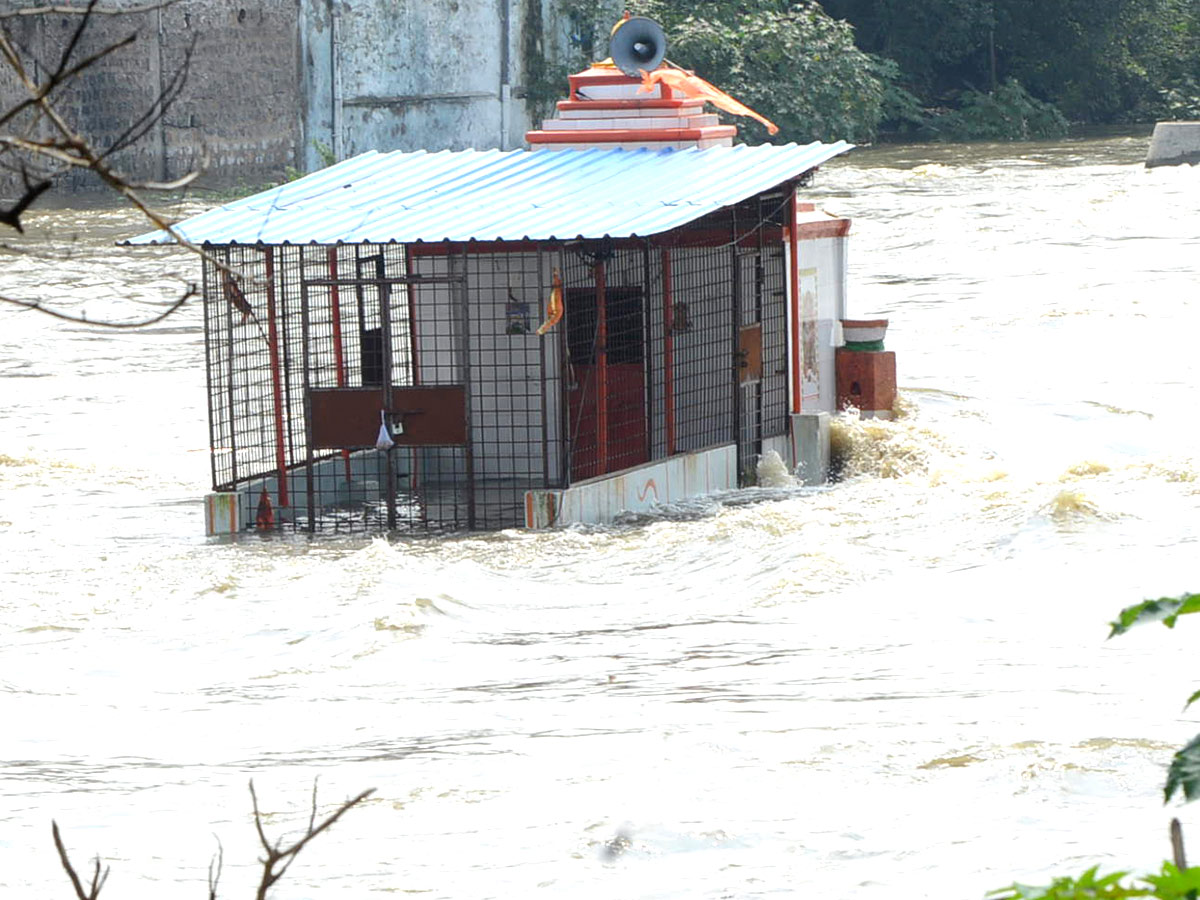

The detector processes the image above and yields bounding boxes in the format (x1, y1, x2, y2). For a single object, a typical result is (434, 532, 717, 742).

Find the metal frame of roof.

(129, 142, 852, 247)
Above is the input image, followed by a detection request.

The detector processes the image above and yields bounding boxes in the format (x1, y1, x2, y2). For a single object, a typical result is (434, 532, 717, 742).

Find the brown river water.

(2, 134, 1199, 898)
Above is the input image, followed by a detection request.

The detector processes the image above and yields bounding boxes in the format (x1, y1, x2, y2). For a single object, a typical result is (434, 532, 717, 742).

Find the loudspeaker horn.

(610, 16, 666, 77)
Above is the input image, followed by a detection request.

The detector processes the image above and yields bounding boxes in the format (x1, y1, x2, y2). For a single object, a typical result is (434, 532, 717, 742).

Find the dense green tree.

(629, 0, 893, 143)
(627, 0, 1200, 139)
(819, 0, 996, 98)
(818, 0, 1200, 126)
(997, 0, 1196, 121)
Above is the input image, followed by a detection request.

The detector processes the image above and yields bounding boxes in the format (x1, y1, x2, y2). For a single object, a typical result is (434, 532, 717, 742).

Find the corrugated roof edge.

(123, 142, 853, 247)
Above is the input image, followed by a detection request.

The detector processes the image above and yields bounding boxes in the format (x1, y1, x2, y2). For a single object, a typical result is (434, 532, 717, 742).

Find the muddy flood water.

(2, 134, 1199, 899)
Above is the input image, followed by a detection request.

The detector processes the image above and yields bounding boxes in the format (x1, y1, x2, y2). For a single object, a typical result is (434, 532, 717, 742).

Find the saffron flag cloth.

(536, 267, 564, 336)
(639, 68, 779, 135)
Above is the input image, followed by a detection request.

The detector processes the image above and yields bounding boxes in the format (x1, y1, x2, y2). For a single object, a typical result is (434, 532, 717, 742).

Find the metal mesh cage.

(201, 186, 799, 533)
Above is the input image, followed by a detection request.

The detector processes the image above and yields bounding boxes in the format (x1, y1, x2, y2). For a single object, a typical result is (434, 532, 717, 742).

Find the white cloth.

(375, 410, 394, 451)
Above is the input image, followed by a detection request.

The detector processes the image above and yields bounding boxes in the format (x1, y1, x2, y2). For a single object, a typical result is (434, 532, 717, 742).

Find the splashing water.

(1045, 487, 1104, 521)
(755, 449, 797, 487)
(829, 404, 949, 480)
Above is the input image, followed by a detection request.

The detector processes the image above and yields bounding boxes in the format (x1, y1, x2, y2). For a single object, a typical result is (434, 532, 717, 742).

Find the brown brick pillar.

(835, 349, 897, 419)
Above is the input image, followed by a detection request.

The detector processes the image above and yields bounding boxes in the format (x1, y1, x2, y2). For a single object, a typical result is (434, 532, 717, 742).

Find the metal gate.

(297, 247, 473, 532)
(734, 209, 789, 484)
(562, 242, 652, 482)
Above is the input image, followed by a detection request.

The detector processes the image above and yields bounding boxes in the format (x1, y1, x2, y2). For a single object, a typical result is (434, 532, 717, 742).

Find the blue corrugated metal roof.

(128, 142, 852, 246)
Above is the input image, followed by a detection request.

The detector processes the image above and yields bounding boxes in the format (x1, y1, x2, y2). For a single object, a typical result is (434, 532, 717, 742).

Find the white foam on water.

(754, 448, 797, 487)
(6, 139, 1200, 900)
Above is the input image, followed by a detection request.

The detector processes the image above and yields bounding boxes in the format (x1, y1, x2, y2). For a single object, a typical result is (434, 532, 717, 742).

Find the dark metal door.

(298, 246, 469, 532)
(563, 251, 650, 482)
(734, 241, 788, 485)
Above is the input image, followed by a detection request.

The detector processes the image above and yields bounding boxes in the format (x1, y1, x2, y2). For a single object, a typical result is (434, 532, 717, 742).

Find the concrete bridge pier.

(1146, 122, 1200, 168)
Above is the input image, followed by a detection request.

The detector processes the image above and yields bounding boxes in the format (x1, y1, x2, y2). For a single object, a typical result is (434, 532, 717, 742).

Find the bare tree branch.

(249, 779, 376, 900)
(0, 1, 182, 20)
(0, 2, 290, 337)
(0, 3, 249, 329)
(0, 171, 50, 232)
(129, 168, 202, 191)
(207, 836, 224, 900)
(0, 284, 196, 327)
(0, 134, 103, 167)
(0, 30, 138, 133)
(51, 820, 109, 900)
(51, 0, 107, 89)
(101, 33, 195, 161)
(50, 786, 372, 900)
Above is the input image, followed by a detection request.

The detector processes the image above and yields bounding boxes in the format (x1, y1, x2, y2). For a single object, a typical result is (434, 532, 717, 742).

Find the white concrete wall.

(793, 234, 848, 414)
(526, 442, 738, 527)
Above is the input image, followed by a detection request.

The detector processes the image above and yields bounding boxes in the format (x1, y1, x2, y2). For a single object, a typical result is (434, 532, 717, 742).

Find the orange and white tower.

(525, 65, 738, 151)
(525, 16, 746, 151)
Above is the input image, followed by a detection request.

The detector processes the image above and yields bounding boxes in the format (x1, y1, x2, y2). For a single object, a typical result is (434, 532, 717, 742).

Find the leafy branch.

(992, 589, 1200, 899)
(1109, 594, 1200, 638)
(991, 860, 1200, 900)
(1107, 592, 1200, 805)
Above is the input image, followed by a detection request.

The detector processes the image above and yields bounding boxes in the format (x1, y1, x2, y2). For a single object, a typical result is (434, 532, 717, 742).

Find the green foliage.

(1165, 735, 1200, 804)
(989, 866, 1148, 900)
(521, 0, 610, 124)
(1106, 591, 1200, 806)
(991, 591, 1200, 897)
(603, 1, 1200, 136)
(921, 78, 1069, 141)
(819, 0, 995, 99)
(993, 0, 1199, 123)
(312, 138, 336, 169)
(630, 0, 891, 143)
(1141, 861, 1200, 897)
(872, 55, 928, 135)
(1108, 593, 1200, 637)
(814, 0, 1200, 129)
(991, 862, 1200, 900)
(1154, 77, 1200, 121)
(283, 139, 338, 184)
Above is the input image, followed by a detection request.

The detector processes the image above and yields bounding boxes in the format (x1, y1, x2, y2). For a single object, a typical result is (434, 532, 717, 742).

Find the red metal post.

(405, 245, 422, 494)
(788, 190, 803, 414)
(264, 248, 289, 509)
(405, 245, 421, 386)
(327, 247, 353, 482)
(661, 247, 676, 455)
(595, 260, 609, 474)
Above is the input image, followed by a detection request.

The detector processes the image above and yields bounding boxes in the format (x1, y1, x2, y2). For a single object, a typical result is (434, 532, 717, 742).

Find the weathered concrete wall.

(2, 0, 620, 198)
(159, 2, 302, 186)
(298, 0, 620, 169)
(1, 0, 300, 194)
(301, 0, 511, 162)
(1146, 121, 1200, 168)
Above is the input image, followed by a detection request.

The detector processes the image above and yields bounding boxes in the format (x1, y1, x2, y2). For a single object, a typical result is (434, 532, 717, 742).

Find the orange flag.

(536, 267, 564, 336)
(639, 68, 779, 135)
